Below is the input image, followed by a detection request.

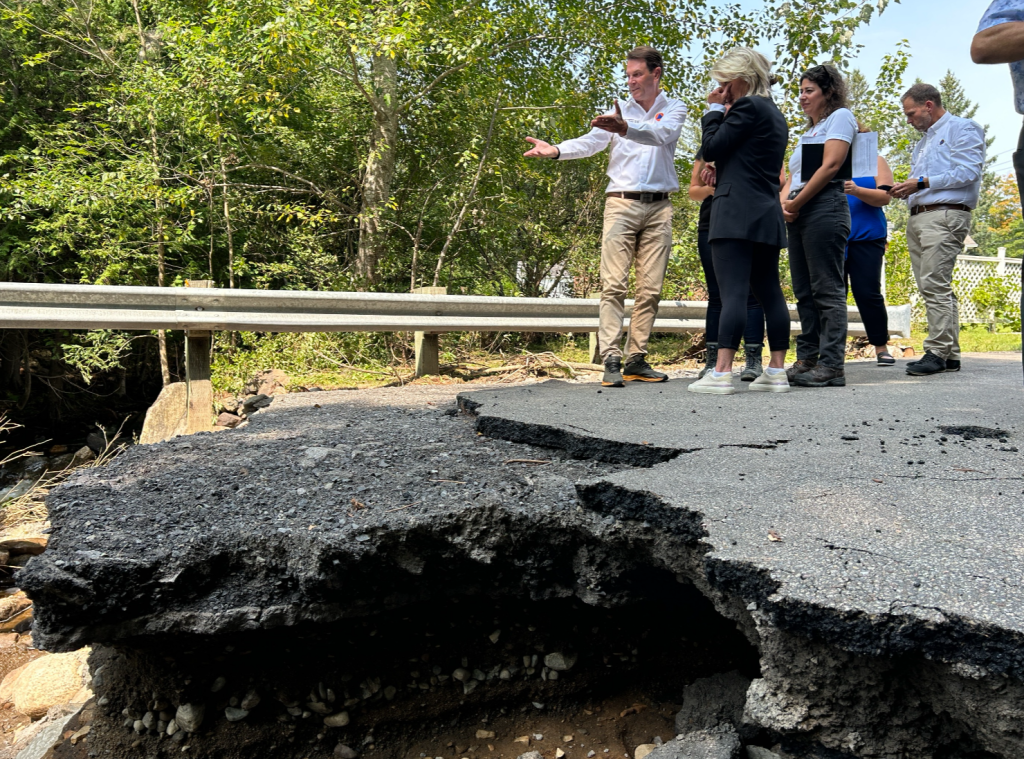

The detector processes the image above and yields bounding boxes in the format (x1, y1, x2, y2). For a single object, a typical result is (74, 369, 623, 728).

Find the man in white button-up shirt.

(523, 46, 686, 388)
(889, 83, 986, 376)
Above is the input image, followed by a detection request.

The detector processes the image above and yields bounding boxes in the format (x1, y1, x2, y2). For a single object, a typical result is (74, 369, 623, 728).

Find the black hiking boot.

(791, 364, 846, 387)
(740, 343, 764, 382)
(602, 357, 625, 387)
(785, 358, 817, 382)
(698, 342, 719, 379)
(623, 354, 668, 382)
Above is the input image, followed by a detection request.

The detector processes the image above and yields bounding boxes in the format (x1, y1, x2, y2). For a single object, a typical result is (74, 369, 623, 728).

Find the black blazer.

(700, 96, 788, 248)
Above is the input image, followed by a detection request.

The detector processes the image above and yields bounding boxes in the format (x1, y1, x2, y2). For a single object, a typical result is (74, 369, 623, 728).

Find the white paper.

(852, 132, 879, 179)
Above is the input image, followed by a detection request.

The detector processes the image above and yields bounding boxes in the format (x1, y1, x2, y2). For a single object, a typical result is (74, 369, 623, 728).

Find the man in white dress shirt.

(889, 83, 986, 377)
(523, 46, 687, 388)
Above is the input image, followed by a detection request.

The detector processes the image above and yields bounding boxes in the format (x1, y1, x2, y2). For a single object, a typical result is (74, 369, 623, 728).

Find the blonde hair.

(709, 47, 777, 99)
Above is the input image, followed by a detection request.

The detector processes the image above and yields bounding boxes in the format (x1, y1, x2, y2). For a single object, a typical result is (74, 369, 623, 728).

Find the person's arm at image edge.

(972, 21, 1024, 64)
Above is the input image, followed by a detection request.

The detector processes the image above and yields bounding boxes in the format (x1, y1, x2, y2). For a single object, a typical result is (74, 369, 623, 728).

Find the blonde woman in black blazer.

(688, 47, 791, 395)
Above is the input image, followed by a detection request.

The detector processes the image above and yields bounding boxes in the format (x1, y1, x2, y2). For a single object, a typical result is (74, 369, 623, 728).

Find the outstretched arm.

(523, 137, 559, 159)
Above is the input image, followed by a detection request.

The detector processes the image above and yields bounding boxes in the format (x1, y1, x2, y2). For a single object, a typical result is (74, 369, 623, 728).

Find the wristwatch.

(917, 176, 926, 190)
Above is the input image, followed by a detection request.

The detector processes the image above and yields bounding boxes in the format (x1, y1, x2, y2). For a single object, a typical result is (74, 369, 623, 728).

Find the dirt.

(51, 581, 759, 759)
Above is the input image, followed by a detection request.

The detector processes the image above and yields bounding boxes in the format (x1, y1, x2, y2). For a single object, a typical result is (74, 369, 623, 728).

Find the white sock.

(765, 366, 786, 376)
(711, 370, 731, 378)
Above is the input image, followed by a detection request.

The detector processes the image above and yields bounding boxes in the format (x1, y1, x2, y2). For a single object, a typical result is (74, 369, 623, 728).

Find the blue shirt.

(847, 177, 887, 243)
(978, 0, 1024, 114)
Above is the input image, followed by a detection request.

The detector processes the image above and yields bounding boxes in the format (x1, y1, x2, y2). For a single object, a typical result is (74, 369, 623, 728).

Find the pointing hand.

(591, 101, 627, 136)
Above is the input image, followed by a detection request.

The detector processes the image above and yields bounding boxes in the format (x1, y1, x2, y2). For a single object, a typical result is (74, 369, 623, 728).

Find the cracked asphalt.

(459, 354, 1024, 673)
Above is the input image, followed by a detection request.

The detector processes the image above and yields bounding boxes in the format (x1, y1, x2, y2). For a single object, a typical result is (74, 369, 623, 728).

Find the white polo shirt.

(554, 92, 687, 193)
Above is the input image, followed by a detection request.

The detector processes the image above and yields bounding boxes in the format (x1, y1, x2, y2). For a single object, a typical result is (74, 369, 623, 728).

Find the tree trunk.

(131, 0, 171, 386)
(218, 134, 236, 289)
(432, 95, 502, 287)
(356, 55, 398, 289)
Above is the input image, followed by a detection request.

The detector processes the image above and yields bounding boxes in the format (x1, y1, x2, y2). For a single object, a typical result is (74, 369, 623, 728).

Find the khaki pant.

(907, 209, 971, 361)
(598, 197, 673, 360)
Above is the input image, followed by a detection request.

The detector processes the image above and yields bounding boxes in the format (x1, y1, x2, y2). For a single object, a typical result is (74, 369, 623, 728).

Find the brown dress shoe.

(785, 358, 817, 382)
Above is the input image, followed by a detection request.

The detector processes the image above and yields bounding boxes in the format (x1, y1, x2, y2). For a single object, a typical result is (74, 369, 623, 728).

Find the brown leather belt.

(910, 203, 972, 216)
(607, 191, 670, 203)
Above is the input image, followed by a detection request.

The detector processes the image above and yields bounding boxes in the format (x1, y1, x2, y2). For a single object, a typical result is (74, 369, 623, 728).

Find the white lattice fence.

(953, 252, 1022, 323)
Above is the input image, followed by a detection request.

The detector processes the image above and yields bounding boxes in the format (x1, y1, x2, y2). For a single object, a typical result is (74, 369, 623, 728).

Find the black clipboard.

(801, 142, 853, 181)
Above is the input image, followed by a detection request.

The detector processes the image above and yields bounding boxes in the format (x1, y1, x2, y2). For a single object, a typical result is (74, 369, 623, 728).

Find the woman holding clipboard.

(780, 64, 856, 388)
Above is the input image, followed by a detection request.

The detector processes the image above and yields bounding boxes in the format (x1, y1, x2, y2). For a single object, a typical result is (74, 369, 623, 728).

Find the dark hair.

(902, 82, 942, 108)
(627, 46, 663, 75)
(799, 63, 850, 127)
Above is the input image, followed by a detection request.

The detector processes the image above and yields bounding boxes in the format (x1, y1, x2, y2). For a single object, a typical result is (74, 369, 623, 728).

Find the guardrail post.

(412, 286, 446, 377)
(184, 279, 215, 434)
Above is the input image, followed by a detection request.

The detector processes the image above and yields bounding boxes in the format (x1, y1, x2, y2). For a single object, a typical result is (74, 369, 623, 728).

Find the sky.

(847, 0, 1017, 175)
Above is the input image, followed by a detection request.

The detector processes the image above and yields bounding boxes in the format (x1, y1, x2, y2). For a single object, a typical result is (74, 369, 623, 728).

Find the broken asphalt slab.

(17, 356, 1024, 758)
(458, 353, 1024, 677)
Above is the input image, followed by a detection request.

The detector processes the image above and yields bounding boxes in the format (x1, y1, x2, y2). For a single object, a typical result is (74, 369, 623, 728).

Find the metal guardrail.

(0, 282, 912, 434)
(0, 282, 911, 337)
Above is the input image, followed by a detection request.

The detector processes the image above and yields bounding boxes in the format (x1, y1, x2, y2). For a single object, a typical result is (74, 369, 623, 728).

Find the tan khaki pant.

(907, 209, 971, 361)
(598, 197, 673, 360)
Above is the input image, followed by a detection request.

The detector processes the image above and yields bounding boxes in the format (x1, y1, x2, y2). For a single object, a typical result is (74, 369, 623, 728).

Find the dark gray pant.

(787, 184, 851, 368)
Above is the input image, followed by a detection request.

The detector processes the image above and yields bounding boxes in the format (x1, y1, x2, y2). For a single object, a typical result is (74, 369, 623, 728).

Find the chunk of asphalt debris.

(675, 670, 751, 736)
(646, 728, 741, 759)
(242, 394, 272, 411)
(517, 752, 543, 759)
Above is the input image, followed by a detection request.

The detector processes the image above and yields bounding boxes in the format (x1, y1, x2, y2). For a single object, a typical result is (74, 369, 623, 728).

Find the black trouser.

(698, 228, 765, 345)
(1015, 119, 1024, 382)
(787, 183, 851, 368)
(845, 237, 889, 347)
(711, 238, 791, 353)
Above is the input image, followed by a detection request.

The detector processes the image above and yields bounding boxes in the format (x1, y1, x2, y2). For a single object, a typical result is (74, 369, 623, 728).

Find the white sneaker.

(687, 371, 736, 394)
(749, 370, 791, 393)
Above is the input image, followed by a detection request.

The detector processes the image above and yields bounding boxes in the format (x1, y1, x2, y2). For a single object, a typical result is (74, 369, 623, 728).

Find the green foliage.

(0, 0, 907, 389)
(60, 330, 134, 384)
(969, 276, 1022, 332)
(210, 332, 403, 395)
(884, 231, 916, 307)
